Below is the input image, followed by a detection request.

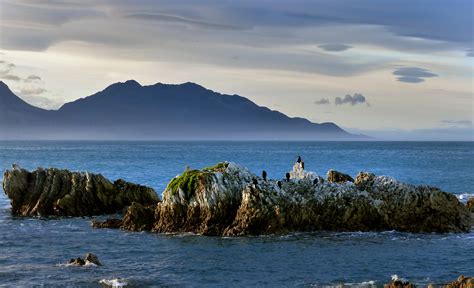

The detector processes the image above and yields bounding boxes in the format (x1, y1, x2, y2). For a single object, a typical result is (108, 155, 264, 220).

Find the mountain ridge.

(0, 80, 366, 140)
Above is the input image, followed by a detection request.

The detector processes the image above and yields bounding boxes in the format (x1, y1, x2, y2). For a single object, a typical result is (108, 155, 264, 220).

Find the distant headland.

(0, 80, 367, 140)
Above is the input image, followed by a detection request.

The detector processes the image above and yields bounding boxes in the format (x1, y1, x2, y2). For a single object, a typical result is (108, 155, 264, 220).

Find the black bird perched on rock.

(285, 172, 290, 182)
(313, 178, 318, 185)
(297, 156, 301, 163)
(252, 178, 258, 185)
(277, 180, 282, 189)
(262, 170, 267, 181)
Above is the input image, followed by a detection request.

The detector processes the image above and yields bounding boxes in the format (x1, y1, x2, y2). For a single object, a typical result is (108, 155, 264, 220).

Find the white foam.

(457, 193, 474, 203)
(99, 278, 128, 287)
(84, 261, 97, 267)
(391, 275, 407, 282)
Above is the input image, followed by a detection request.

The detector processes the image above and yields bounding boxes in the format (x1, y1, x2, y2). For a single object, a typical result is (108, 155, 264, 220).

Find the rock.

(85, 253, 101, 266)
(7, 162, 470, 236)
(466, 198, 474, 213)
(122, 162, 471, 236)
(69, 257, 85, 266)
(68, 253, 101, 266)
(327, 169, 354, 183)
(445, 275, 473, 288)
(354, 171, 376, 191)
(91, 218, 123, 229)
(2, 165, 160, 217)
(384, 275, 415, 288)
(121, 202, 155, 231)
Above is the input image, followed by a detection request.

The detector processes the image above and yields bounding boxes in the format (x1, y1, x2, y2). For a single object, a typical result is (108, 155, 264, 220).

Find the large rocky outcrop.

(107, 161, 470, 236)
(3, 165, 160, 216)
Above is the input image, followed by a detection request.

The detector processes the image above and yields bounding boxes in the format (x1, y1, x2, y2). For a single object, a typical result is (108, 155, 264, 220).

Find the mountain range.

(0, 80, 364, 140)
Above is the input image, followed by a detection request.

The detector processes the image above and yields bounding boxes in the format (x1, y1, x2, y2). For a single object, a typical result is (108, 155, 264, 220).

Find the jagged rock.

(354, 171, 376, 190)
(85, 253, 101, 266)
(384, 275, 415, 288)
(445, 275, 473, 288)
(120, 162, 471, 236)
(2, 165, 160, 217)
(68, 257, 85, 266)
(68, 253, 101, 266)
(327, 169, 354, 183)
(91, 218, 123, 229)
(121, 202, 155, 231)
(466, 198, 474, 213)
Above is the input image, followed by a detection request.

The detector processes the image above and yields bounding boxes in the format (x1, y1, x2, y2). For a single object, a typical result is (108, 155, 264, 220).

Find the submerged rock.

(115, 161, 471, 236)
(91, 218, 123, 229)
(2, 165, 160, 217)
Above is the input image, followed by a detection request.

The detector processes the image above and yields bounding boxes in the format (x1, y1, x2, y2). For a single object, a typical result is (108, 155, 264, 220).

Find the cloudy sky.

(0, 0, 472, 140)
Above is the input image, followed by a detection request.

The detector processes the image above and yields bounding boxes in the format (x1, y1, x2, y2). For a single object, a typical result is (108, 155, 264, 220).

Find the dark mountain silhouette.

(0, 80, 365, 140)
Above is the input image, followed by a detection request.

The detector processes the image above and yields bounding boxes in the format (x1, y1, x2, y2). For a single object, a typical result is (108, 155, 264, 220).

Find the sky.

(0, 0, 473, 140)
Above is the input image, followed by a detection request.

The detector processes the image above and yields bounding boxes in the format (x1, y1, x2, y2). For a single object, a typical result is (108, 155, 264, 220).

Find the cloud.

(393, 67, 438, 83)
(20, 87, 47, 95)
(18, 93, 62, 110)
(314, 98, 330, 105)
(1, 74, 21, 81)
(441, 120, 472, 126)
(346, 126, 473, 141)
(335, 93, 368, 106)
(24, 75, 42, 82)
(125, 13, 245, 31)
(467, 49, 474, 57)
(318, 43, 352, 52)
(0, 61, 21, 81)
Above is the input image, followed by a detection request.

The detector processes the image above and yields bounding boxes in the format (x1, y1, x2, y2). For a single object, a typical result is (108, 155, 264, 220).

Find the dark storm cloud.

(318, 44, 352, 52)
(335, 93, 368, 106)
(393, 67, 438, 83)
(314, 98, 330, 105)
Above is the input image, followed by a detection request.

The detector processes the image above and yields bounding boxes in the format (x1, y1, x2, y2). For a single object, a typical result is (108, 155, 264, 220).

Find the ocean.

(0, 141, 473, 287)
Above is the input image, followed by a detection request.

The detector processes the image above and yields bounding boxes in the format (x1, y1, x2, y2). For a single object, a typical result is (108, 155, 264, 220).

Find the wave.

(310, 280, 377, 287)
(457, 193, 474, 204)
(99, 278, 128, 287)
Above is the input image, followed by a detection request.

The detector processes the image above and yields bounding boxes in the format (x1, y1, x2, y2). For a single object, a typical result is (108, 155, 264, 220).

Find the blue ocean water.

(0, 141, 473, 287)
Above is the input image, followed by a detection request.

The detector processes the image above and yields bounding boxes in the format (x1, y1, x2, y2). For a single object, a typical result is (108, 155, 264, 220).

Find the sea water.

(0, 141, 472, 287)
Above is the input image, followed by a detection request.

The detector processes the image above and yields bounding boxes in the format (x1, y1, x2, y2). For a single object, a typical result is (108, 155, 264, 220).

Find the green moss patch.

(202, 162, 229, 173)
(167, 170, 209, 199)
(167, 162, 228, 200)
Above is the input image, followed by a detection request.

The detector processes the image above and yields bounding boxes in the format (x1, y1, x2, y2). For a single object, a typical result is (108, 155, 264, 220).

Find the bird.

(277, 180, 282, 189)
(285, 172, 290, 182)
(262, 170, 267, 181)
(296, 156, 301, 163)
(313, 178, 318, 185)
